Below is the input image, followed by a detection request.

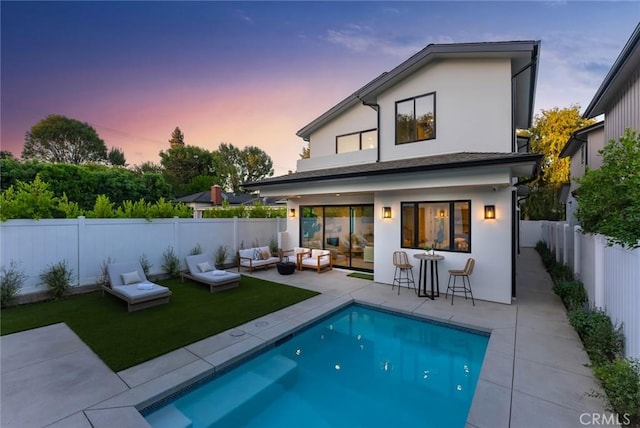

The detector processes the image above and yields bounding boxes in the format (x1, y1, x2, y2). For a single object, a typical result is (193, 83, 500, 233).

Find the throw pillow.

(253, 248, 262, 260)
(121, 271, 142, 285)
(197, 261, 213, 272)
(261, 248, 270, 260)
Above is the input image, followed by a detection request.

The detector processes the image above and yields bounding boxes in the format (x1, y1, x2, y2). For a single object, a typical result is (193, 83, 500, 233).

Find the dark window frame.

(400, 199, 471, 253)
(395, 92, 436, 145)
(335, 128, 377, 154)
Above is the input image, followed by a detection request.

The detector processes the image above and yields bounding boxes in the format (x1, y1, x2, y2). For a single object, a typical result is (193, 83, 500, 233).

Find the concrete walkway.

(0, 248, 612, 427)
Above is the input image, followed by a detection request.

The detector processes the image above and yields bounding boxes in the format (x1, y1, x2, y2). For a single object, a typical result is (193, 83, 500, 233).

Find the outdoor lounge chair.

(104, 262, 171, 312)
(183, 254, 241, 292)
(298, 249, 333, 273)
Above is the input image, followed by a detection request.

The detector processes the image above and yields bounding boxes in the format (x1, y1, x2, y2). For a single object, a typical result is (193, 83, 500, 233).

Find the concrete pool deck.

(1, 248, 613, 428)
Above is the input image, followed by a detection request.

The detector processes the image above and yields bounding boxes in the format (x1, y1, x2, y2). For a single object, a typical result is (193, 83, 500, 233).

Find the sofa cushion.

(239, 249, 254, 259)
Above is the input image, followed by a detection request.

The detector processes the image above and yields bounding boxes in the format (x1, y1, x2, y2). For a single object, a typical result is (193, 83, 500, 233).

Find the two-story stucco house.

(244, 41, 542, 304)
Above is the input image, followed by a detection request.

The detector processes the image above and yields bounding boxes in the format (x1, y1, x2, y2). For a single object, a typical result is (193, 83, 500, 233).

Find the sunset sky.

(2, 1, 639, 176)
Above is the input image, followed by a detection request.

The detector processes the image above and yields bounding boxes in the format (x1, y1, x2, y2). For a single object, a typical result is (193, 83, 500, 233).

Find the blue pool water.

(144, 304, 489, 428)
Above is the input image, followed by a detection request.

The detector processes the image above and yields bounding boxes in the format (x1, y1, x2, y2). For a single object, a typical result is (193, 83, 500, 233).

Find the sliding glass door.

(300, 205, 374, 271)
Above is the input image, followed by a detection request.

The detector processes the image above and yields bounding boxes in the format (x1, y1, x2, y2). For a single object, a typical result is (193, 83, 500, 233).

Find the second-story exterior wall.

(605, 65, 640, 142)
(308, 103, 376, 158)
(567, 126, 604, 225)
(377, 58, 513, 161)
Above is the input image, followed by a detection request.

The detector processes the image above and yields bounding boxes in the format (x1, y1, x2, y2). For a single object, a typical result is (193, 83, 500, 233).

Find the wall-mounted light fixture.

(382, 207, 392, 219)
(289, 208, 296, 218)
(438, 209, 447, 218)
(484, 205, 496, 220)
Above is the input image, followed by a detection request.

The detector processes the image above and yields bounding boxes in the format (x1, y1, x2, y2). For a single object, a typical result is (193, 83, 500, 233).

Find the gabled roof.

(583, 22, 640, 118)
(559, 121, 604, 158)
(243, 152, 541, 190)
(296, 40, 540, 140)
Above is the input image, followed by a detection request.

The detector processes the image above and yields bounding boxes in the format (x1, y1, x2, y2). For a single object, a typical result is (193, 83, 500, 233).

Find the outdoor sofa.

(183, 254, 241, 292)
(237, 246, 280, 273)
(104, 261, 171, 312)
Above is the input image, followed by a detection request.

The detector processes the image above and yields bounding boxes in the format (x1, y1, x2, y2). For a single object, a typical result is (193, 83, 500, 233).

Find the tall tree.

(521, 105, 594, 220)
(159, 144, 216, 196)
(300, 145, 310, 159)
(168, 127, 185, 148)
(22, 115, 108, 164)
(213, 143, 273, 193)
(529, 105, 594, 185)
(108, 147, 126, 166)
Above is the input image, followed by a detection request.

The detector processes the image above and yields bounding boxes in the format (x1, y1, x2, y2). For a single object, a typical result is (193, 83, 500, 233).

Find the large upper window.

(336, 129, 378, 154)
(396, 93, 435, 144)
(401, 200, 470, 252)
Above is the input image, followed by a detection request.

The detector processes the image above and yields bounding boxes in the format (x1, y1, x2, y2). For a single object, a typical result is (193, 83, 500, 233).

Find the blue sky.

(1, 1, 639, 175)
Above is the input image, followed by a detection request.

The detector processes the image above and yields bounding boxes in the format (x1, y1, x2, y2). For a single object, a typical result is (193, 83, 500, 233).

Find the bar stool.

(392, 251, 416, 295)
(446, 258, 475, 305)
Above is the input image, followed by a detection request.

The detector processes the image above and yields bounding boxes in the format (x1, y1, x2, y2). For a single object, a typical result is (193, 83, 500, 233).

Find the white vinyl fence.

(0, 217, 286, 295)
(533, 221, 640, 359)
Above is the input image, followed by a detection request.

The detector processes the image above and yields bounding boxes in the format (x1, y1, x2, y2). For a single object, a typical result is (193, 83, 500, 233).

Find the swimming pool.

(144, 304, 489, 428)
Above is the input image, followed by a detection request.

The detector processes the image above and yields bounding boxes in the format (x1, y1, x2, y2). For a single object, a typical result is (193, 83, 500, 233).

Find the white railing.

(529, 220, 640, 359)
(0, 217, 286, 295)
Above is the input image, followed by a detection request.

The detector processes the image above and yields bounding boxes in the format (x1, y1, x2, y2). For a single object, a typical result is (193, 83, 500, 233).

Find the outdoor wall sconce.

(289, 208, 296, 218)
(438, 210, 446, 218)
(484, 205, 496, 220)
(382, 207, 392, 219)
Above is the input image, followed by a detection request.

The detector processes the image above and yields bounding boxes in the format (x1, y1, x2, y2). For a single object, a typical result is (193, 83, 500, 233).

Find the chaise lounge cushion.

(105, 261, 172, 311)
(184, 254, 241, 291)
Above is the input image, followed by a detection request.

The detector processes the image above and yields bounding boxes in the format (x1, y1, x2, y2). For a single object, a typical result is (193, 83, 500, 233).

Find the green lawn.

(0, 276, 318, 372)
(347, 272, 374, 280)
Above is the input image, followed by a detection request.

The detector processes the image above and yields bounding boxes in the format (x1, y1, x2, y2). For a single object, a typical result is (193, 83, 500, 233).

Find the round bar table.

(413, 253, 445, 300)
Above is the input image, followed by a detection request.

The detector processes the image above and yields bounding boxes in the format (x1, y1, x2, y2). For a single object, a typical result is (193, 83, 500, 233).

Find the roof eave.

(583, 22, 640, 118)
(243, 153, 542, 190)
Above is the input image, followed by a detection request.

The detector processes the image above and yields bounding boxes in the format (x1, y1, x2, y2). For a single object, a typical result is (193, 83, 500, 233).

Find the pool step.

(145, 404, 193, 428)
(149, 354, 297, 427)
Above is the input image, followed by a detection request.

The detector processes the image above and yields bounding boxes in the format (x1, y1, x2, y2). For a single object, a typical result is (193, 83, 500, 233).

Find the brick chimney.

(211, 185, 223, 205)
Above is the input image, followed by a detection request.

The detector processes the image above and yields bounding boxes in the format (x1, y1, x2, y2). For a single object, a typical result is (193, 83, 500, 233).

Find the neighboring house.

(175, 185, 255, 218)
(559, 122, 604, 226)
(244, 41, 542, 304)
(560, 22, 640, 224)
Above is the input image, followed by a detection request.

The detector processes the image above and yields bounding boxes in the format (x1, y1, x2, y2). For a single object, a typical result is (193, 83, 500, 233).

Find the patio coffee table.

(276, 261, 296, 275)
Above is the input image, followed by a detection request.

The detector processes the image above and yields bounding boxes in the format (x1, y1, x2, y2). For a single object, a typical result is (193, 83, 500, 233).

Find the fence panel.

(603, 244, 640, 359)
(0, 217, 285, 295)
(519, 220, 543, 247)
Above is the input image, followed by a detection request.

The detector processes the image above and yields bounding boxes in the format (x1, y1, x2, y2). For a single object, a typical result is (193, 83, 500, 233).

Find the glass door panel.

(350, 206, 374, 270)
(301, 207, 323, 249)
(324, 207, 350, 268)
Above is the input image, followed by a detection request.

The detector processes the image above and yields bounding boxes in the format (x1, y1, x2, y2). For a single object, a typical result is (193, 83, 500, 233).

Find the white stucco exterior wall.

(374, 185, 514, 304)
(377, 58, 513, 161)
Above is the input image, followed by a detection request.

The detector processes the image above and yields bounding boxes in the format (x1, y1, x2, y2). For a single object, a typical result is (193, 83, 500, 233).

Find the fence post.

(233, 217, 239, 253)
(77, 216, 86, 287)
(563, 223, 569, 267)
(594, 234, 605, 309)
(573, 226, 581, 279)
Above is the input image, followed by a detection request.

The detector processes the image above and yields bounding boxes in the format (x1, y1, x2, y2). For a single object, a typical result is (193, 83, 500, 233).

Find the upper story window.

(396, 92, 436, 144)
(401, 200, 470, 253)
(336, 129, 378, 154)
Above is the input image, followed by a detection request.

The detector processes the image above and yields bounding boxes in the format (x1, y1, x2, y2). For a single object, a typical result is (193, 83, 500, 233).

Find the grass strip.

(347, 272, 374, 280)
(0, 276, 318, 371)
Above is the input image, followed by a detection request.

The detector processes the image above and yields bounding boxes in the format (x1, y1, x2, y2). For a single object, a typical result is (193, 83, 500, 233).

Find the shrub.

(139, 253, 152, 276)
(99, 257, 112, 288)
(0, 175, 59, 221)
(553, 280, 588, 311)
(189, 244, 202, 255)
(0, 260, 26, 307)
(592, 359, 640, 424)
(269, 236, 279, 255)
(40, 260, 73, 299)
(548, 263, 574, 282)
(215, 245, 229, 268)
(87, 195, 116, 218)
(162, 246, 181, 278)
(569, 306, 624, 366)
